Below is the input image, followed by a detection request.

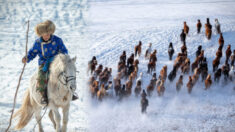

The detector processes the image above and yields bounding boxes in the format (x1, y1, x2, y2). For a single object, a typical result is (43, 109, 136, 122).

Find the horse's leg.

(35, 109, 44, 132)
(53, 109, 62, 132)
(147, 64, 150, 73)
(91, 69, 94, 75)
(62, 104, 70, 132)
(49, 110, 56, 129)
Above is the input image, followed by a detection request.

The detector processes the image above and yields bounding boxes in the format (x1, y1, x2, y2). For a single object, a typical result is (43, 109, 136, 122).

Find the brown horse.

(213, 56, 220, 72)
(192, 68, 200, 85)
(114, 79, 121, 96)
(184, 21, 189, 35)
(88, 56, 97, 75)
(181, 42, 187, 55)
(218, 33, 224, 47)
(174, 53, 186, 67)
(119, 85, 126, 100)
(168, 42, 175, 60)
(222, 63, 230, 81)
(147, 79, 156, 96)
(99, 67, 108, 77)
(99, 67, 111, 85)
(91, 81, 99, 98)
(205, 18, 212, 40)
(176, 75, 183, 92)
(147, 61, 156, 74)
(181, 58, 190, 74)
(134, 80, 142, 97)
(125, 76, 133, 96)
(156, 75, 162, 88)
(205, 24, 212, 40)
(216, 46, 223, 59)
(88, 76, 96, 86)
(141, 90, 148, 113)
(168, 66, 177, 82)
(200, 62, 208, 82)
(121, 67, 129, 79)
(157, 80, 165, 96)
(173, 62, 181, 73)
(198, 50, 204, 63)
(191, 57, 200, 72)
(180, 29, 186, 43)
(118, 61, 126, 72)
(134, 59, 139, 72)
(127, 53, 135, 67)
(132, 67, 138, 80)
(196, 45, 202, 57)
(226, 44, 232, 63)
(197, 19, 202, 33)
(187, 76, 194, 94)
(215, 19, 221, 34)
(149, 49, 157, 63)
(160, 65, 167, 81)
(134, 41, 142, 57)
(129, 67, 137, 82)
(205, 74, 212, 90)
(97, 84, 106, 101)
(102, 68, 112, 85)
(95, 64, 103, 78)
(214, 68, 222, 82)
(115, 71, 122, 81)
(120, 51, 126, 63)
(105, 81, 113, 97)
(179, 52, 187, 61)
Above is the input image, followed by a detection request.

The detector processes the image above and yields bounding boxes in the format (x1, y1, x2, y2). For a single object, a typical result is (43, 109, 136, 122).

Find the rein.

(58, 71, 79, 86)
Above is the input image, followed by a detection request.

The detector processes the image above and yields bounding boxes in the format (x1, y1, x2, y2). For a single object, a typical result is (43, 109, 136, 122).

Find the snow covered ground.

(0, 0, 235, 132)
(0, 0, 89, 131)
(87, 0, 235, 132)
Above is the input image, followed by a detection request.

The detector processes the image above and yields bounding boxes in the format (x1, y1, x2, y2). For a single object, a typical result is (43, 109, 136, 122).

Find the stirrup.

(41, 97, 48, 105)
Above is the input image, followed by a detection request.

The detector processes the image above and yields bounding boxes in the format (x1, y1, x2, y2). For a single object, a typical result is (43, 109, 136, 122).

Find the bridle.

(58, 71, 79, 87)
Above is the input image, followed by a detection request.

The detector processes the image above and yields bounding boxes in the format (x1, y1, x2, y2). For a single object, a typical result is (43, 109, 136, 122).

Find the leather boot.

(72, 93, 79, 101)
(40, 91, 48, 104)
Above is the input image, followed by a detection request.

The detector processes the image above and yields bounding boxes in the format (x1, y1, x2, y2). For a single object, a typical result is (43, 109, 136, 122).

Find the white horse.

(229, 66, 235, 80)
(136, 72, 143, 83)
(13, 54, 77, 132)
(145, 43, 152, 59)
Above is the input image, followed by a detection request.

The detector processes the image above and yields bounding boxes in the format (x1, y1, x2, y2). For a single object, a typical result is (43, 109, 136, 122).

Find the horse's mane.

(49, 53, 70, 76)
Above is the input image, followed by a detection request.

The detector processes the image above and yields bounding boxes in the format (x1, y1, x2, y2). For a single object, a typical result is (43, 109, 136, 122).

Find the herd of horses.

(87, 18, 235, 111)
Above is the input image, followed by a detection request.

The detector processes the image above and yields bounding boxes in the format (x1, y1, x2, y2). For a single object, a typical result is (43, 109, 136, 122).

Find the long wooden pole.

(5, 20, 30, 132)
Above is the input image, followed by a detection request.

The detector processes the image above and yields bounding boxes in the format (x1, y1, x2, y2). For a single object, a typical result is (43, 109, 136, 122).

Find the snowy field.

(87, 0, 235, 132)
(0, 0, 235, 132)
(0, 0, 89, 131)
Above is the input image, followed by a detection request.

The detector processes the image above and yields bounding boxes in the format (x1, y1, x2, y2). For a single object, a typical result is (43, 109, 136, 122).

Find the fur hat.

(35, 20, 56, 36)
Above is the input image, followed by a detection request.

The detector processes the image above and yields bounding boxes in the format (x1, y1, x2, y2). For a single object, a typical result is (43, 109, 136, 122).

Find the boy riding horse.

(22, 20, 78, 104)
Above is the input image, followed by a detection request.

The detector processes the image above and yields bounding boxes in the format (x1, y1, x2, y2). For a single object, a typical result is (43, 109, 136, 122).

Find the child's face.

(42, 33, 51, 41)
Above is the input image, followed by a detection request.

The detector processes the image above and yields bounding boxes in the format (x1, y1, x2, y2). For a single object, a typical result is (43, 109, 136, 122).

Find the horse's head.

(63, 56, 77, 92)
(50, 54, 77, 92)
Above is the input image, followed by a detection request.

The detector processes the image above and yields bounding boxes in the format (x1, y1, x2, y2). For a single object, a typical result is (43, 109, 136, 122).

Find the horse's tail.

(13, 89, 34, 130)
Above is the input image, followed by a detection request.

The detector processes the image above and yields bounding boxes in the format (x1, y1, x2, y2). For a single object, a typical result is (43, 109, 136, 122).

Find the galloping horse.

(14, 54, 77, 132)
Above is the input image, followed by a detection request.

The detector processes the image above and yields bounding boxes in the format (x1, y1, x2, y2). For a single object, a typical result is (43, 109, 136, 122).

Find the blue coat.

(27, 35, 68, 65)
